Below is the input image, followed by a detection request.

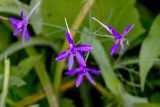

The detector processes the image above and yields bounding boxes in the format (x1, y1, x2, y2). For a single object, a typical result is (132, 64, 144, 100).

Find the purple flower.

(56, 18, 93, 70)
(9, 2, 40, 44)
(93, 17, 134, 55)
(65, 65, 101, 87)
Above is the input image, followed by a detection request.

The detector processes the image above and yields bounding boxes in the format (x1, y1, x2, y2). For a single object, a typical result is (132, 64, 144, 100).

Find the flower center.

(79, 66, 86, 75)
(69, 47, 76, 55)
(17, 20, 27, 29)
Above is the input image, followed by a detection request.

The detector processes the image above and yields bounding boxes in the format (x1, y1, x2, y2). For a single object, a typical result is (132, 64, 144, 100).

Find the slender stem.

(53, 0, 95, 95)
(0, 16, 9, 20)
(64, 18, 71, 34)
(0, 59, 10, 107)
(25, 47, 59, 107)
(92, 17, 111, 33)
(13, 91, 46, 107)
(26, 2, 40, 21)
(95, 81, 114, 99)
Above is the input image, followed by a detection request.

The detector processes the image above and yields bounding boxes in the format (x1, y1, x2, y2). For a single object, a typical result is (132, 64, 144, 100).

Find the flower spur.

(56, 18, 93, 70)
(93, 17, 134, 55)
(65, 65, 101, 87)
(9, 2, 40, 44)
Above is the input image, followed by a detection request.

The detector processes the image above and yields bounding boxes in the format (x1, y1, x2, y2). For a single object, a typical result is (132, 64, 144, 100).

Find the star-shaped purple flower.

(93, 17, 134, 55)
(56, 18, 93, 70)
(65, 65, 101, 87)
(9, 2, 40, 44)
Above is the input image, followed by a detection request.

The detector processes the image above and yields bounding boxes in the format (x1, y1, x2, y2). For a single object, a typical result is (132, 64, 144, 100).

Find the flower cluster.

(56, 18, 101, 87)
(0, 2, 134, 87)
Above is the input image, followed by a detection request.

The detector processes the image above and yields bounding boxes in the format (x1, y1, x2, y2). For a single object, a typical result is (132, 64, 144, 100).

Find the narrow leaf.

(140, 15, 160, 91)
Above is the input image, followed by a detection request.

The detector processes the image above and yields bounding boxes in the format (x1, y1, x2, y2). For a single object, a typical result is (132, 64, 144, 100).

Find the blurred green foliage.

(0, 0, 160, 107)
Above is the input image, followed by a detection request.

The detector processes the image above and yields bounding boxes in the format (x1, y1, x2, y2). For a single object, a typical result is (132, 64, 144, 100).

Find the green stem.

(53, 0, 96, 95)
(0, 59, 10, 107)
(0, 37, 58, 61)
(25, 47, 59, 107)
(13, 91, 45, 107)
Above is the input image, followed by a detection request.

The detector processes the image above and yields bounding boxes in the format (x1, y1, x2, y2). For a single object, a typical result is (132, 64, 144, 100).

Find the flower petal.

(66, 32, 74, 47)
(76, 44, 93, 52)
(25, 28, 31, 40)
(119, 40, 125, 55)
(85, 72, 95, 85)
(12, 24, 17, 29)
(22, 28, 26, 44)
(86, 68, 101, 74)
(68, 54, 74, 70)
(76, 74, 83, 87)
(65, 69, 79, 76)
(122, 24, 134, 36)
(13, 29, 22, 36)
(9, 17, 20, 25)
(20, 11, 25, 19)
(75, 51, 86, 66)
(110, 40, 119, 55)
(108, 26, 122, 39)
(56, 50, 69, 61)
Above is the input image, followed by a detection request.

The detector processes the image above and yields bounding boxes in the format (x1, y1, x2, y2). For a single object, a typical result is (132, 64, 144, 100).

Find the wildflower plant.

(1, 0, 158, 107)
(93, 17, 134, 55)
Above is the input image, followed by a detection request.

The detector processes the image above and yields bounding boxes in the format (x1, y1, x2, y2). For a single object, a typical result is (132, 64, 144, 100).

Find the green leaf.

(41, 0, 82, 39)
(0, 1, 26, 15)
(11, 56, 41, 78)
(81, 28, 123, 95)
(140, 15, 160, 91)
(0, 75, 25, 88)
(136, 103, 160, 107)
(29, 0, 42, 35)
(9, 76, 26, 87)
(60, 98, 75, 107)
(0, 0, 19, 6)
(122, 92, 147, 107)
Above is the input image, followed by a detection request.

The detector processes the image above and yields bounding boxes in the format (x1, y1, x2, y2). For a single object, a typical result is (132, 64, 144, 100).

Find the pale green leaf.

(40, 0, 82, 39)
(122, 92, 147, 107)
(140, 15, 160, 90)
(11, 56, 41, 78)
(0, 74, 25, 88)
